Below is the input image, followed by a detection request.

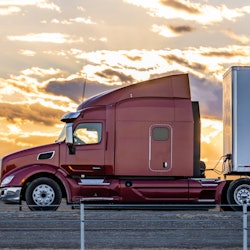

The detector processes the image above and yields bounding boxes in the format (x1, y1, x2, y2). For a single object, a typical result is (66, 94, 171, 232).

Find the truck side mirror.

(65, 123, 75, 154)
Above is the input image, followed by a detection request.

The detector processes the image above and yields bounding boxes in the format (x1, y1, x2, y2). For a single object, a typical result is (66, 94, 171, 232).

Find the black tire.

(227, 178, 250, 211)
(220, 181, 233, 211)
(25, 177, 62, 211)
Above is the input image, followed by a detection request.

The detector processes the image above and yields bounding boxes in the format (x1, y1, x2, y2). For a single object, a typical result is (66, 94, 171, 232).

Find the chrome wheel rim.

(234, 184, 250, 205)
(32, 184, 55, 206)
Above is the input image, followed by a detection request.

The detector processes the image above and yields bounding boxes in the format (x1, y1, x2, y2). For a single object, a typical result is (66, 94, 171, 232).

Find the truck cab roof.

(77, 73, 191, 110)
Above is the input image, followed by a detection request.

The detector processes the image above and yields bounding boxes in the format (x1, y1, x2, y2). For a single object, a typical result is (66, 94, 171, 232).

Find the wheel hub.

(32, 184, 55, 206)
(234, 184, 250, 205)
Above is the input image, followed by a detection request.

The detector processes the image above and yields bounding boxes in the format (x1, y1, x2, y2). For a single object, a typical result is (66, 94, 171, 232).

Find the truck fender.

(219, 180, 232, 211)
(55, 168, 74, 202)
(214, 180, 227, 204)
(5, 164, 73, 202)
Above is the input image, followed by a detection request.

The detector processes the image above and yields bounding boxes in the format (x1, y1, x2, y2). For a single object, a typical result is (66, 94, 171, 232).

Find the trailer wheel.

(25, 177, 62, 211)
(227, 178, 250, 211)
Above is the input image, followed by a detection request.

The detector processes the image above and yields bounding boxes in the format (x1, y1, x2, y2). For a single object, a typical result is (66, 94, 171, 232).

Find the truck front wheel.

(227, 178, 250, 211)
(25, 177, 62, 211)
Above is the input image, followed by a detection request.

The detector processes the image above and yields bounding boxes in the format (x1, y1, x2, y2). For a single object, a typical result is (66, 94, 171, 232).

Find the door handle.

(92, 166, 102, 170)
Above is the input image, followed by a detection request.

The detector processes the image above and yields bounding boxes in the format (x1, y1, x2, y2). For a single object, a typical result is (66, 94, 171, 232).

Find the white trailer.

(223, 66, 250, 174)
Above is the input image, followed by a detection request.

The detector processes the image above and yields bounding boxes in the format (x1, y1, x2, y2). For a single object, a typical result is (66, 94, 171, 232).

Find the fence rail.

(0, 202, 248, 250)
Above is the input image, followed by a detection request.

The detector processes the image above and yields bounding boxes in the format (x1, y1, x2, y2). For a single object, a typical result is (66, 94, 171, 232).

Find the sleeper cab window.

(152, 127, 169, 141)
(73, 122, 102, 145)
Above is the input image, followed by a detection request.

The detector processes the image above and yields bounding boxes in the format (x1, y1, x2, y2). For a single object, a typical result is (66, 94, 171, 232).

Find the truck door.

(149, 124, 172, 172)
(61, 121, 106, 176)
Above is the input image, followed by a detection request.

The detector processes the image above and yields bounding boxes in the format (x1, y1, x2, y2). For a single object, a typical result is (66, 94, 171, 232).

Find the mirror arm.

(68, 143, 76, 155)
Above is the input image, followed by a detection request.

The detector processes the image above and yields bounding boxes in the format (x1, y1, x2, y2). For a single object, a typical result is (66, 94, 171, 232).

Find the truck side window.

(152, 127, 169, 141)
(73, 123, 102, 145)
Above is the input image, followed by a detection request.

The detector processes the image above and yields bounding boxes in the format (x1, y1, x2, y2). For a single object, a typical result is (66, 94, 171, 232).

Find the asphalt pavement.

(0, 202, 246, 249)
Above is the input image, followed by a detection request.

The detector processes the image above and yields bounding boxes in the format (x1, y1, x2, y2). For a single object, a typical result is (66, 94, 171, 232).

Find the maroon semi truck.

(1, 68, 250, 211)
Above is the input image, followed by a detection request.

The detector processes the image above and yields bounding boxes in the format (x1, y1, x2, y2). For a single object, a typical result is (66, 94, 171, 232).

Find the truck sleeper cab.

(0, 73, 228, 210)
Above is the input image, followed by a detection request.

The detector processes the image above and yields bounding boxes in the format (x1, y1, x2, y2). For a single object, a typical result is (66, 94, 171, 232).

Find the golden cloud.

(50, 17, 96, 25)
(0, 102, 64, 126)
(8, 33, 84, 44)
(0, 6, 20, 15)
(0, 0, 60, 12)
(222, 30, 250, 45)
(124, 0, 250, 25)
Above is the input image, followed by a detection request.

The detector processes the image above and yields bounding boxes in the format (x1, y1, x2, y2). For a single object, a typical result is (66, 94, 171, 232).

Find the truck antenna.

(82, 74, 87, 102)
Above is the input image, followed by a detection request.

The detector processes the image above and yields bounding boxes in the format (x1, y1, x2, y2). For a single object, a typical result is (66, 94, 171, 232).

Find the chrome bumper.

(0, 187, 21, 204)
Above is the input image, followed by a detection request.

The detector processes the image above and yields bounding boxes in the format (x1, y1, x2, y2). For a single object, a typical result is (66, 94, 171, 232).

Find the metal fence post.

(80, 201, 85, 250)
(243, 202, 248, 250)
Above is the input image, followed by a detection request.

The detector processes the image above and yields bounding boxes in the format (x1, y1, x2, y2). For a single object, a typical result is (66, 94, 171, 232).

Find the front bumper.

(0, 187, 21, 204)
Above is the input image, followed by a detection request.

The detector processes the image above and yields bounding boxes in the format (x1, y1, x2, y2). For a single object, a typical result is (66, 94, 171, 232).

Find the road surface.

(0, 203, 246, 249)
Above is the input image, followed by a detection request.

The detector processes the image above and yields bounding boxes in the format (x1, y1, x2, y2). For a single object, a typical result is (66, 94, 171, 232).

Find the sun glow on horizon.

(200, 117, 223, 174)
(201, 117, 223, 144)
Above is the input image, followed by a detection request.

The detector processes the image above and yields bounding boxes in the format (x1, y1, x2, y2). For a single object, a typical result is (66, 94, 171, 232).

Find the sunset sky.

(1, 0, 250, 173)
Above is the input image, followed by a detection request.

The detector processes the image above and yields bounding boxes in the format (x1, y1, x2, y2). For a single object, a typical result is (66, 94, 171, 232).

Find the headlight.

(1, 175, 14, 187)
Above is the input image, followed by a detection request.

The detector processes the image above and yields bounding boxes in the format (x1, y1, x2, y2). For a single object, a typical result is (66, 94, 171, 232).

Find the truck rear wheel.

(227, 178, 250, 211)
(25, 177, 62, 211)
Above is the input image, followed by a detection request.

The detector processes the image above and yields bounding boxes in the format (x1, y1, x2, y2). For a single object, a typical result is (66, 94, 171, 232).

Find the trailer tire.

(227, 178, 250, 211)
(25, 177, 62, 211)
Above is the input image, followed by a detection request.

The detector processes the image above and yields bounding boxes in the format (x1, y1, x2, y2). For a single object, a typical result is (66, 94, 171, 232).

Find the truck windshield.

(56, 124, 66, 142)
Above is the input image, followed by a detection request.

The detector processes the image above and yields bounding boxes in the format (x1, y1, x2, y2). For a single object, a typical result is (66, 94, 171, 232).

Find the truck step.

(78, 179, 110, 186)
